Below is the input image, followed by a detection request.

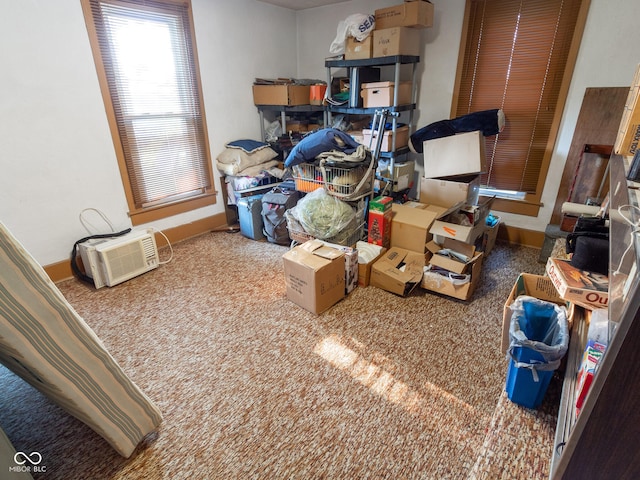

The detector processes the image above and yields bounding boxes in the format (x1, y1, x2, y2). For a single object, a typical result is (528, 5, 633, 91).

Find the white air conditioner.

(79, 229, 159, 288)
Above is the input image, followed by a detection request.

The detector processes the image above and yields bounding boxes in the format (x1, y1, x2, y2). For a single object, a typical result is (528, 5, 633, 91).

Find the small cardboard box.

(362, 125, 409, 151)
(419, 175, 480, 208)
(545, 257, 609, 311)
(345, 35, 373, 60)
(282, 239, 345, 314)
(371, 247, 425, 296)
(361, 81, 412, 108)
(375, 1, 434, 29)
(501, 273, 570, 354)
(421, 251, 483, 301)
(423, 131, 487, 178)
(252, 84, 311, 106)
(368, 196, 393, 247)
(429, 196, 494, 243)
(390, 202, 448, 253)
(373, 27, 422, 57)
(356, 242, 387, 287)
(318, 240, 358, 294)
(426, 238, 479, 275)
(377, 161, 415, 192)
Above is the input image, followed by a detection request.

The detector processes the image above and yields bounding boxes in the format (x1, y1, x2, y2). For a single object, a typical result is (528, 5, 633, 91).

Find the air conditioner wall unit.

(79, 228, 159, 288)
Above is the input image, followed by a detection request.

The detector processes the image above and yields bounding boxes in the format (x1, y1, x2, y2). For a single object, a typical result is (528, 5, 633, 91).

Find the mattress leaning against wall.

(0, 221, 162, 458)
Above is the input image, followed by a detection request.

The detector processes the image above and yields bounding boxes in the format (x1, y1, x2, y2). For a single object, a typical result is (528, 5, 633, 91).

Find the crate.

(291, 162, 374, 199)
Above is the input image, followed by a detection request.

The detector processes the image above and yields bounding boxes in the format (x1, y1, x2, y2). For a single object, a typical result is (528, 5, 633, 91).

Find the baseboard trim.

(497, 224, 545, 249)
(45, 212, 228, 283)
(46, 216, 543, 283)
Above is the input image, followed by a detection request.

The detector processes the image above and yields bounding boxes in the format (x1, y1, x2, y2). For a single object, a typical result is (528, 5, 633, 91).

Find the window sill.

(129, 190, 217, 226)
(482, 195, 542, 217)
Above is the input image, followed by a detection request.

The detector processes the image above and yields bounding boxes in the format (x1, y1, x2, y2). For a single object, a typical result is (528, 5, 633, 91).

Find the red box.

(368, 210, 392, 248)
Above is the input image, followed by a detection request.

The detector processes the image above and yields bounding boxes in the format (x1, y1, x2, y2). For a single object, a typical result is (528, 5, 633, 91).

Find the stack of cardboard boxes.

(282, 128, 500, 314)
(346, 0, 434, 60)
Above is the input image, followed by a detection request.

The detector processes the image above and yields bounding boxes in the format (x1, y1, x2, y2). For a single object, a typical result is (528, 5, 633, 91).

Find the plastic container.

(505, 296, 569, 409)
(237, 194, 265, 241)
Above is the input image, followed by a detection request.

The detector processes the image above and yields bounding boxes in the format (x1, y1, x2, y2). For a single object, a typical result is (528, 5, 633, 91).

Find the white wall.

(2, 0, 640, 267)
(296, 0, 640, 232)
(0, 0, 296, 266)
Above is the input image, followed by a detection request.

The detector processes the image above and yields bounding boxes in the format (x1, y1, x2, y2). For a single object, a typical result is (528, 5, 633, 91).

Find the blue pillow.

(225, 139, 270, 154)
(284, 129, 361, 168)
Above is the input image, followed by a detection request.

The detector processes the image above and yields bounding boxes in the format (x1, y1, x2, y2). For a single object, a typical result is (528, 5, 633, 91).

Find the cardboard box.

(420, 175, 480, 208)
(282, 240, 345, 314)
(370, 247, 425, 296)
(368, 210, 392, 248)
(501, 273, 570, 354)
(426, 238, 479, 275)
(423, 131, 487, 178)
(373, 27, 422, 57)
(318, 240, 358, 294)
(480, 215, 500, 255)
(377, 161, 415, 192)
(421, 251, 483, 301)
(545, 257, 609, 311)
(375, 1, 434, 29)
(390, 201, 448, 253)
(361, 81, 412, 108)
(429, 196, 494, 243)
(356, 241, 387, 287)
(345, 36, 373, 60)
(362, 125, 409, 151)
(252, 84, 311, 106)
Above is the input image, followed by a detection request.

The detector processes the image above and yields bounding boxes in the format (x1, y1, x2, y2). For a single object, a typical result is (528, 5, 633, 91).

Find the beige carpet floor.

(0, 232, 561, 479)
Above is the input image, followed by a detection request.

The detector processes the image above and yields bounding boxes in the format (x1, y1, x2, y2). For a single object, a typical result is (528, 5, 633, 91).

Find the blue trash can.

(505, 296, 569, 409)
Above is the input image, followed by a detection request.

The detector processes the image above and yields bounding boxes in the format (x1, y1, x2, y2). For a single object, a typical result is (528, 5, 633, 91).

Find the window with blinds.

(82, 0, 215, 224)
(454, 0, 587, 210)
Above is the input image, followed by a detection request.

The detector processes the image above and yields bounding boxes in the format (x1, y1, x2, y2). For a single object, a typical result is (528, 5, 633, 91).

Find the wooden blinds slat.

(457, 0, 584, 193)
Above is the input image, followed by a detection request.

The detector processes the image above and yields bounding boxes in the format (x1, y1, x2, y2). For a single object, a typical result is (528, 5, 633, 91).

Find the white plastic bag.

(329, 14, 375, 54)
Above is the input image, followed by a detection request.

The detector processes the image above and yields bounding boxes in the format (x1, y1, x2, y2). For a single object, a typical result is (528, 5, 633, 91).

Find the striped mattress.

(0, 221, 162, 458)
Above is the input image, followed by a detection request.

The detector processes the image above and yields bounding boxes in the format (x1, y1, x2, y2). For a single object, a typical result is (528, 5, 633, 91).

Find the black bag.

(261, 187, 300, 245)
(566, 216, 609, 276)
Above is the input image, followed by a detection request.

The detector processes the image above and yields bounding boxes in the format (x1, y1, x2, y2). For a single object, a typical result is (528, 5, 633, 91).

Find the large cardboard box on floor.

(426, 238, 480, 275)
(545, 257, 609, 311)
(430, 196, 494, 244)
(282, 239, 345, 314)
(423, 131, 487, 178)
(371, 247, 425, 296)
(252, 84, 311, 106)
(421, 251, 483, 301)
(373, 27, 421, 57)
(501, 273, 572, 354)
(390, 201, 448, 253)
(375, 1, 434, 29)
(420, 175, 480, 208)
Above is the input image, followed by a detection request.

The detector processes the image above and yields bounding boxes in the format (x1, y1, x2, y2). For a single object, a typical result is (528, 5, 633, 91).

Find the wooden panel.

(551, 87, 628, 224)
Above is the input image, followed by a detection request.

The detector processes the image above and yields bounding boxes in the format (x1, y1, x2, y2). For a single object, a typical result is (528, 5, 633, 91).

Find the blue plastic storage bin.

(237, 194, 265, 241)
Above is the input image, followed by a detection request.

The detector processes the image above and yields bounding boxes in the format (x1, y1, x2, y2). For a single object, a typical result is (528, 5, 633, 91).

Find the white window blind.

(88, 0, 212, 210)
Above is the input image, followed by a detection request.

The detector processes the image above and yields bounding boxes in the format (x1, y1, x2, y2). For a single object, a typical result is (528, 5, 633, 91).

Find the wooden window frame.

(451, 0, 591, 217)
(81, 0, 216, 226)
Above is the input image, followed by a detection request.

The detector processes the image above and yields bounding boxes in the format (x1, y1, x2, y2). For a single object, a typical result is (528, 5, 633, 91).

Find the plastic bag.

(291, 188, 356, 239)
(329, 14, 375, 54)
(508, 296, 569, 376)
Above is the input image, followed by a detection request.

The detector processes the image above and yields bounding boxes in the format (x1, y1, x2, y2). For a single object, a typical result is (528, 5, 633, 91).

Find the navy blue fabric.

(226, 139, 270, 154)
(284, 128, 361, 168)
(409, 109, 502, 153)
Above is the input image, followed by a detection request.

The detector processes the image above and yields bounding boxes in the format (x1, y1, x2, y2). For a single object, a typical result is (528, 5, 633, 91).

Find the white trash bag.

(329, 13, 375, 54)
